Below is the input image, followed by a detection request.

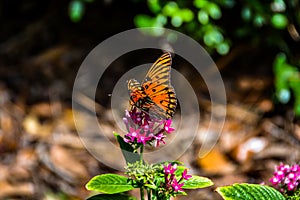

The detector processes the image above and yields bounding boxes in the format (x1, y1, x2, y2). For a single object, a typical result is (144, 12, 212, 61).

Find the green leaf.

(216, 42, 230, 55)
(271, 13, 288, 29)
(171, 15, 183, 27)
(147, 0, 161, 13)
(162, 1, 178, 16)
(87, 193, 137, 200)
(144, 183, 157, 189)
(216, 183, 285, 200)
(179, 9, 194, 22)
(203, 29, 223, 46)
(194, 0, 208, 9)
(207, 3, 222, 19)
(273, 53, 299, 104)
(115, 133, 140, 164)
(156, 14, 167, 25)
(241, 6, 251, 21)
(182, 175, 213, 189)
(198, 10, 209, 24)
(68, 0, 85, 22)
(289, 78, 300, 116)
(204, 32, 215, 46)
(277, 89, 291, 103)
(86, 174, 135, 194)
(253, 14, 265, 27)
(134, 15, 156, 28)
(174, 165, 186, 177)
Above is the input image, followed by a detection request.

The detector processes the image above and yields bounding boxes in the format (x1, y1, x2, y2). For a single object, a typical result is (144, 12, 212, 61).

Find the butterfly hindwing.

(147, 85, 177, 119)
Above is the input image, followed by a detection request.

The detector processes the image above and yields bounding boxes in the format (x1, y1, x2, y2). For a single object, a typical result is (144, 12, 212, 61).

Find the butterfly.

(127, 52, 177, 119)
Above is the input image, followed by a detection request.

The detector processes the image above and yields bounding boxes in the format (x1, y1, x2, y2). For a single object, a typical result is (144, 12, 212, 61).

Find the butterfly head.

(127, 79, 140, 92)
(127, 79, 144, 106)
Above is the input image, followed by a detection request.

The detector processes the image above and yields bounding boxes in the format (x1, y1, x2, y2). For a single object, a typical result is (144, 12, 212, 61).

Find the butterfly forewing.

(143, 52, 172, 87)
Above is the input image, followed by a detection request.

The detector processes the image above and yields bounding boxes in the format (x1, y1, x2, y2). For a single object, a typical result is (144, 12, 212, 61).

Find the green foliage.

(271, 13, 288, 29)
(134, 0, 230, 55)
(134, 0, 300, 116)
(69, 0, 84, 22)
(274, 53, 300, 116)
(114, 132, 141, 164)
(68, 0, 94, 22)
(216, 183, 286, 200)
(125, 160, 163, 189)
(86, 133, 213, 199)
(85, 174, 135, 194)
(182, 175, 214, 189)
(87, 194, 137, 200)
(285, 188, 300, 200)
(86, 161, 213, 199)
(134, 0, 298, 56)
(44, 191, 70, 200)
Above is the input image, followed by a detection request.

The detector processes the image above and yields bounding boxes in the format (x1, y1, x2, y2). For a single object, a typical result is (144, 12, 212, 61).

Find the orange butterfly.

(127, 52, 177, 119)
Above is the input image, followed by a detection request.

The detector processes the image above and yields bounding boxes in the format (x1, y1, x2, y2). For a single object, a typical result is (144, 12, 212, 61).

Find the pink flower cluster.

(163, 163, 192, 192)
(123, 108, 175, 147)
(269, 163, 300, 192)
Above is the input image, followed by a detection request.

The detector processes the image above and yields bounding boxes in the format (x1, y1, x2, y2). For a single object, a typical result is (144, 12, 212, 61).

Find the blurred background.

(0, 0, 300, 199)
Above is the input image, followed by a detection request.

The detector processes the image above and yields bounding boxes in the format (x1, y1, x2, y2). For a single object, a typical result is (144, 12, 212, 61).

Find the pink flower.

(124, 127, 141, 142)
(275, 170, 285, 180)
(123, 109, 176, 147)
(164, 163, 177, 175)
(164, 119, 175, 133)
(182, 169, 192, 180)
(287, 182, 296, 191)
(171, 179, 184, 192)
(270, 177, 279, 185)
(136, 133, 151, 145)
(153, 133, 166, 147)
(269, 163, 300, 193)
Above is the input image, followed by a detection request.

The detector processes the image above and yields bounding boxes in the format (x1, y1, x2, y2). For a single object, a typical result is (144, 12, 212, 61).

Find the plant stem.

(140, 187, 145, 200)
(147, 189, 151, 200)
(140, 145, 145, 200)
(140, 145, 144, 161)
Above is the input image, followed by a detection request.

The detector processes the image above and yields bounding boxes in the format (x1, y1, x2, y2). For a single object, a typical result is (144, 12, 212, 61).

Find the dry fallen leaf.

(257, 99, 273, 113)
(197, 147, 236, 175)
(9, 148, 38, 181)
(31, 102, 53, 118)
(294, 124, 300, 140)
(231, 137, 268, 163)
(0, 110, 20, 152)
(23, 115, 53, 139)
(60, 108, 77, 130)
(0, 181, 34, 198)
(49, 145, 89, 184)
